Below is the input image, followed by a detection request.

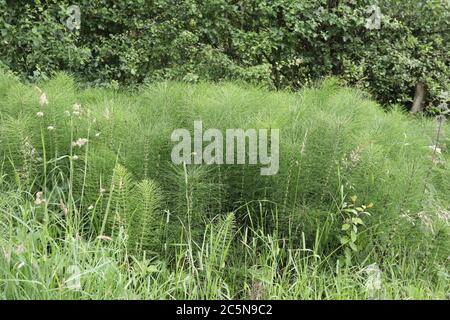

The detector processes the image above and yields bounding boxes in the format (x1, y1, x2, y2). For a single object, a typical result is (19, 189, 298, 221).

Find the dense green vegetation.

(0, 71, 448, 299)
(1, 0, 449, 109)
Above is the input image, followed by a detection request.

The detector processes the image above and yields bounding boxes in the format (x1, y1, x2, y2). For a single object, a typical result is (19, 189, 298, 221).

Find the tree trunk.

(411, 82, 426, 113)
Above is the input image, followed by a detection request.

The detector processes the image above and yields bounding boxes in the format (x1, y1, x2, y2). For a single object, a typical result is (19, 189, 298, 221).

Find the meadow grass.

(0, 71, 448, 299)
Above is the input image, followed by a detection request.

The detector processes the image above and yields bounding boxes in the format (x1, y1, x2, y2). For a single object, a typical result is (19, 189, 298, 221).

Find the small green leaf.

(349, 242, 358, 252)
(341, 223, 350, 231)
(340, 236, 349, 245)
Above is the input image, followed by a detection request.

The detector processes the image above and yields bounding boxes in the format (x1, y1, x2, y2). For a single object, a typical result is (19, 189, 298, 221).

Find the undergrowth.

(0, 71, 448, 299)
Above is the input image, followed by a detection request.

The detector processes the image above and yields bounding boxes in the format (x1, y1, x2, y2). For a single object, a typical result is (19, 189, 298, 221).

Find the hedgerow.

(0, 0, 448, 109)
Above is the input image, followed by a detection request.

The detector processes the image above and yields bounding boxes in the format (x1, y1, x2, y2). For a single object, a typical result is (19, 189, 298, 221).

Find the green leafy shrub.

(0, 0, 448, 109)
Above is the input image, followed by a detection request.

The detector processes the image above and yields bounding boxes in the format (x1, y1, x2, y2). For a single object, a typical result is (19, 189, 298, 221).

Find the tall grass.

(0, 71, 448, 299)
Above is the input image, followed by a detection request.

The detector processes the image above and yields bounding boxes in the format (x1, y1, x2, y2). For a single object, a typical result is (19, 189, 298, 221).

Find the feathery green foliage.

(0, 71, 448, 299)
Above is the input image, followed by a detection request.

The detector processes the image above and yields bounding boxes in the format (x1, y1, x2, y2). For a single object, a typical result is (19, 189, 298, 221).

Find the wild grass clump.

(0, 71, 448, 299)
